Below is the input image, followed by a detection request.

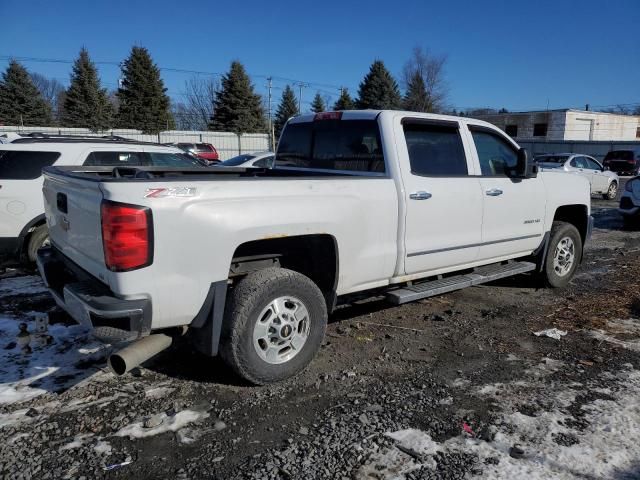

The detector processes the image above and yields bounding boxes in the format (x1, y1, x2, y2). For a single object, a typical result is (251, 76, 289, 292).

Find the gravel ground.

(0, 188, 639, 479)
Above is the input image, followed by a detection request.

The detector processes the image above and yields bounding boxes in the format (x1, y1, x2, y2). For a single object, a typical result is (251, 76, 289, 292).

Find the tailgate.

(43, 171, 106, 277)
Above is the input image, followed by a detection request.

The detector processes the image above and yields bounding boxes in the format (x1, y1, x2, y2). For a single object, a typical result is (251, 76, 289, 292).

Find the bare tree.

(177, 76, 219, 130)
(402, 47, 449, 113)
(30, 72, 65, 122)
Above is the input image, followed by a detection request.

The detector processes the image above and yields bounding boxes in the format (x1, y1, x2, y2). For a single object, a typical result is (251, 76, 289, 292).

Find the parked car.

(173, 142, 220, 165)
(220, 151, 275, 168)
(603, 149, 640, 176)
(534, 153, 619, 199)
(618, 176, 640, 227)
(0, 134, 205, 264)
(37, 110, 592, 384)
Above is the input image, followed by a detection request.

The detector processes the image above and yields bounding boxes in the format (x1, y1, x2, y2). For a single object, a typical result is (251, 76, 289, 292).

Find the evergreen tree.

(332, 88, 354, 110)
(0, 60, 52, 126)
(62, 48, 113, 130)
(356, 60, 401, 110)
(209, 61, 266, 133)
(310, 92, 325, 113)
(274, 85, 298, 138)
(116, 46, 174, 133)
(403, 70, 430, 112)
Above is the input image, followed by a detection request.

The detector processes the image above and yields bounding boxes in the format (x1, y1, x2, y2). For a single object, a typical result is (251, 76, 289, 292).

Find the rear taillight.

(101, 200, 153, 272)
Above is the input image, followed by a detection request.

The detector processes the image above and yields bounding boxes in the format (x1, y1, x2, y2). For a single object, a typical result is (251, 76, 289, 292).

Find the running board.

(386, 261, 536, 305)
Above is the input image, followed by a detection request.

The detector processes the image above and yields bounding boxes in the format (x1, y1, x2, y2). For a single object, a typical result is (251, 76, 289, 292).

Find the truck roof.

(288, 109, 502, 131)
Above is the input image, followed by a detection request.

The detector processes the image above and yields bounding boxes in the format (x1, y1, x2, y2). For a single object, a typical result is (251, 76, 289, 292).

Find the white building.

(475, 109, 640, 141)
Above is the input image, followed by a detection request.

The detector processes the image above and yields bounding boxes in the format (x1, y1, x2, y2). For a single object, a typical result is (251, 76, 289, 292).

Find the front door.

(467, 126, 546, 261)
(585, 157, 609, 193)
(398, 119, 483, 275)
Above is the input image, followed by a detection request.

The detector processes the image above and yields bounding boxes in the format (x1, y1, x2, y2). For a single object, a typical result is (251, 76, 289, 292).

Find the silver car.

(535, 153, 619, 200)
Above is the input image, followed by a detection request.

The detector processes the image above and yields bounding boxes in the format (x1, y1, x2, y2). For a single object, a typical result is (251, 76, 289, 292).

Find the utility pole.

(267, 77, 274, 151)
(297, 82, 308, 114)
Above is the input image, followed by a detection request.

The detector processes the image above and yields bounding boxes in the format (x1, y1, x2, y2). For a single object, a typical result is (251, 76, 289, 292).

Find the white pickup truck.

(37, 110, 592, 384)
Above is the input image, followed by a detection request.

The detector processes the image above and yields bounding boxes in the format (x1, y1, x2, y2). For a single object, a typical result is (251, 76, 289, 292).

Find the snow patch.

(115, 410, 209, 439)
(93, 439, 113, 456)
(360, 369, 640, 479)
(60, 433, 93, 451)
(144, 386, 175, 399)
(590, 319, 640, 352)
(0, 315, 110, 404)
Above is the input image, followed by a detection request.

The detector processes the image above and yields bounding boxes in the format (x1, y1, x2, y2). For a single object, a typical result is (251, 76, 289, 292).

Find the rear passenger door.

(398, 119, 483, 275)
(467, 126, 546, 261)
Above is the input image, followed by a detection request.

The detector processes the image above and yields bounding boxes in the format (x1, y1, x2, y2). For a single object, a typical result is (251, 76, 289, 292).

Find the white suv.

(0, 134, 204, 264)
(534, 153, 620, 200)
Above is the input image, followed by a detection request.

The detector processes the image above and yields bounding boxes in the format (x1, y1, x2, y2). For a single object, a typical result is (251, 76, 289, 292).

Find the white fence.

(0, 126, 271, 160)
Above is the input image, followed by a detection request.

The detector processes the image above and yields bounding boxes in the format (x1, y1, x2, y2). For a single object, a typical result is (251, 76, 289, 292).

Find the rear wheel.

(219, 268, 327, 385)
(26, 225, 49, 263)
(542, 221, 582, 288)
(603, 181, 618, 200)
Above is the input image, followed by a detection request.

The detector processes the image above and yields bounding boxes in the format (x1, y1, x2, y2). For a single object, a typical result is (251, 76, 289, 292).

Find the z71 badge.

(144, 187, 197, 198)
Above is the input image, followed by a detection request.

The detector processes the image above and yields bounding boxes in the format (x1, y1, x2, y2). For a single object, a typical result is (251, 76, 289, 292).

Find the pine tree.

(274, 85, 298, 138)
(0, 60, 52, 126)
(209, 61, 266, 133)
(356, 60, 401, 110)
(116, 46, 174, 133)
(332, 88, 354, 110)
(403, 70, 430, 112)
(61, 48, 113, 131)
(310, 92, 325, 113)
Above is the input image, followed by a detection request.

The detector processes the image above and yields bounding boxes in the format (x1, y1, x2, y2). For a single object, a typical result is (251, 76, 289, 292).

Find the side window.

(253, 156, 274, 168)
(403, 122, 467, 176)
(571, 156, 587, 169)
(0, 150, 61, 180)
(470, 129, 519, 176)
(83, 151, 147, 167)
(586, 158, 602, 170)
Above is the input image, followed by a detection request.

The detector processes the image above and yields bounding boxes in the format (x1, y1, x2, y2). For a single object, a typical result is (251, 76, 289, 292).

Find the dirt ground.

(1, 182, 639, 479)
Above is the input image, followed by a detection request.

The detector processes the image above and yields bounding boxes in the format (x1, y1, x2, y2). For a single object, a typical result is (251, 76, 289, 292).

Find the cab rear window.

(0, 150, 61, 179)
(276, 120, 385, 173)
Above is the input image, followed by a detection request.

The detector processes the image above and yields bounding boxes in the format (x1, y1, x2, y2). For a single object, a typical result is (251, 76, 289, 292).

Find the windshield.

(535, 155, 569, 164)
(221, 154, 256, 166)
(276, 119, 384, 173)
(0, 150, 61, 179)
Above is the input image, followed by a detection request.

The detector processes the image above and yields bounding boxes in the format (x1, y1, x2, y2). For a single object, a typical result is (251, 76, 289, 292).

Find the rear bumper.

(36, 246, 151, 337)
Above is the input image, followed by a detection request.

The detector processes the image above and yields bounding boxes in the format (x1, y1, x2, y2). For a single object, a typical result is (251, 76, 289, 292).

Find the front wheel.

(603, 181, 618, 200)
(542, 221, 582, 288)
(219, 268, 327, 385)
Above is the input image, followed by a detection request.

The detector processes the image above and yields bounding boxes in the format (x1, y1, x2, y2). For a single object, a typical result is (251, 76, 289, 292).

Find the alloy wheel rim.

(553, 236, 575, 277)
(252, 296, 310, 364)
(608, 183, 617, 197)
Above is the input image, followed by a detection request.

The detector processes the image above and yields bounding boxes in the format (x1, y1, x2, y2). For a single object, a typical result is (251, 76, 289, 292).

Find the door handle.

(485, 188, 503, 196)
(409, 191, 432, 200)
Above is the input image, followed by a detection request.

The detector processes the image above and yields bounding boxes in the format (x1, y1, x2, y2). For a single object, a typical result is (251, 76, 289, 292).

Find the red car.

(175, 143, 220, 165)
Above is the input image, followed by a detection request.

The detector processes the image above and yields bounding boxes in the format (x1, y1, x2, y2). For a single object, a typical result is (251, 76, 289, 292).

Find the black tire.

(542, 221, 582, 288)
(603, 181, 618, 200)
(219, 268, 327, 385)
(623, 216, 638, 230)
(26, 225, 49, 263)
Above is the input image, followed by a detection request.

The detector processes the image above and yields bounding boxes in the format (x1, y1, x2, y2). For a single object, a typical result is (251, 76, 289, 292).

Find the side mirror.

(516, 147, 537, 178)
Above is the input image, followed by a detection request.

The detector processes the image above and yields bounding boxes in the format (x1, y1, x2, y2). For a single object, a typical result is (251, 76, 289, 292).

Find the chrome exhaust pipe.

(108, 333, 172, 376)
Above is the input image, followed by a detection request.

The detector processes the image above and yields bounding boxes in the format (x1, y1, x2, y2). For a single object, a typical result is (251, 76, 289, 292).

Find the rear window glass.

(196, 143, 213, 152)
(83, 151, 203, 167)
(604, 151, 633, 161)
(276, 120, 385, 173)
(0, 150, 61, 179)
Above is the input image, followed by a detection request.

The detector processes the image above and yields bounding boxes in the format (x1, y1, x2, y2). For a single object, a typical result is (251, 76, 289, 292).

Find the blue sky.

(1, 0, 638, 112)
